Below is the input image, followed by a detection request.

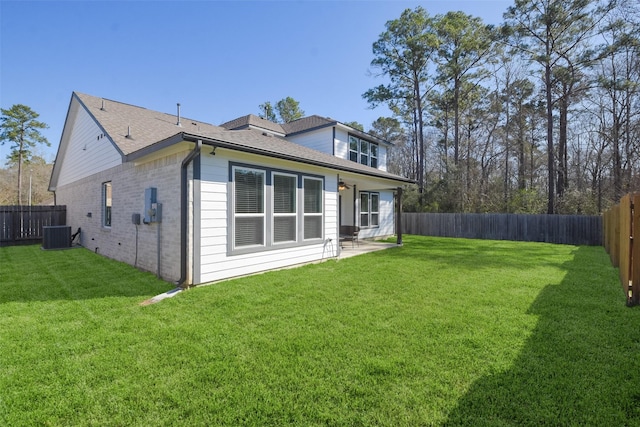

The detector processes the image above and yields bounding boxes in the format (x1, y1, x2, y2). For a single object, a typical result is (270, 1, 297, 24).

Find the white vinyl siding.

(357, 190, 394, 239)
(285, 128, 333, 154)
(56, 101, 121, 187)
(198, 152, 338, 285)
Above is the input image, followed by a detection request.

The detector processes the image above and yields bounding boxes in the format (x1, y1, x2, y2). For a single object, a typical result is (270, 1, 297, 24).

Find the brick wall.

(55, 151, 188, 282)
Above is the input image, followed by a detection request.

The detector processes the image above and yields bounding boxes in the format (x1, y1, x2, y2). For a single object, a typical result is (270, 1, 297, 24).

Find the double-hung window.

(359, 191, 379, 228)
(359, 139, 369, 165)
(348, 135, 379, 168)
(349, 136, 359, 162)
(103, 181, 112, 227)
(231, 163, 324, 253)
(234, 167, 265, 247)
(303, 178, 323, 240)
(273, 173, 297, 243)
(370, 144, 378, 168)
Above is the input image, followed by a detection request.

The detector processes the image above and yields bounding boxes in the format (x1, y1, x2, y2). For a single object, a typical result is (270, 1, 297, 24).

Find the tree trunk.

(17, 128, 24, 205)
(517, 103, 526, 191)
(504, 94, 510, 211)
(557, 95, 568, 198)
(414, 72, 425, 200)
(454, 76, 460, 166)
(545, 61, 555, 214)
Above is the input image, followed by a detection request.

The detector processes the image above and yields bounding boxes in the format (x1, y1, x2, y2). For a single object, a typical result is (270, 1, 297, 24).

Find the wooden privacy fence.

(402, 212, 602, 246)
(0, 205, 67, 247)
(603, 193, 640, 306)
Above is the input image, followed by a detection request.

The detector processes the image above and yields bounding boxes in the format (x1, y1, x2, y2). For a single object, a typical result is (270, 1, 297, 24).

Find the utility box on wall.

(143, 187, 162, 224)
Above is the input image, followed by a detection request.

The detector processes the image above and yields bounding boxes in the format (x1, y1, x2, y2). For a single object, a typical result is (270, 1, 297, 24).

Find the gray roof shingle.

(73, 92, 412, 184)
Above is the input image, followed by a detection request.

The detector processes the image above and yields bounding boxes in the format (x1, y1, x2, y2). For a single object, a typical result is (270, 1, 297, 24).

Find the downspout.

(178, 138, 202, 288)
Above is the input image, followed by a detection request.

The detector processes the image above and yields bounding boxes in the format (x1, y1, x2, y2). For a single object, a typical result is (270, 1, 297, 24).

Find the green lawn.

(1, 236, 638, 426)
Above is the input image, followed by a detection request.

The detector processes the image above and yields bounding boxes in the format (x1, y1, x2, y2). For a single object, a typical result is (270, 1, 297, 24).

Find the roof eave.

(180, 133, 413, 184)
(124, 131, 413, 185)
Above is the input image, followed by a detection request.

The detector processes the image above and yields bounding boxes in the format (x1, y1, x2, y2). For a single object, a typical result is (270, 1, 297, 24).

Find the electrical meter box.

(144, 187, 160, 223)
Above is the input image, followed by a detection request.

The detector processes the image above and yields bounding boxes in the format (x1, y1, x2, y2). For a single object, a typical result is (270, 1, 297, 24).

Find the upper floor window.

(348, 134, 378, 168)
(102, 181, 112, 227)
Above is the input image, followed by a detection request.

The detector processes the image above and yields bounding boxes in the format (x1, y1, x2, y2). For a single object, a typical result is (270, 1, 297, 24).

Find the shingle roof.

(220, 114, 285, 135)
(281, 115, 336, 135)
(72, 92, 412, 184)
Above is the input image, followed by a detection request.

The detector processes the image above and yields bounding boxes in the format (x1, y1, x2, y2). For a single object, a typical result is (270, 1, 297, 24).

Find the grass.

(1, 236, 639, 426)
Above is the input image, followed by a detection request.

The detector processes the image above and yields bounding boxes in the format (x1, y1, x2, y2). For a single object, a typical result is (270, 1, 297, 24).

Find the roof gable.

(220, 114, 285, 136)
(51, 92, 412, 187)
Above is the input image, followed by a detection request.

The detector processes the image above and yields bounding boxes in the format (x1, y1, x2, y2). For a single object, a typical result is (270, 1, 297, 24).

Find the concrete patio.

(335, 239, 399, 259)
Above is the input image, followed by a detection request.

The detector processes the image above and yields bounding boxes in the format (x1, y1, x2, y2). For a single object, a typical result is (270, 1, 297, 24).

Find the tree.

(364, 6, 439, 197)
(369, 117, 411, 177)
(504, 0, 612, 213)
(0, 104, 49, 205)
(434, 11, 495, 167)
(275, 97, 304, 123)
(258, 97, 305, 123)
(343, 121, 364, 131)
(258, 101, 277, 122)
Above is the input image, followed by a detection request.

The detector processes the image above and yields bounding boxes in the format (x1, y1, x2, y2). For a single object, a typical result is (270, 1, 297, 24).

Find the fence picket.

(603, 193, 639, 306)
(0, 206, 67, 246)
(402, 213, 602, 246)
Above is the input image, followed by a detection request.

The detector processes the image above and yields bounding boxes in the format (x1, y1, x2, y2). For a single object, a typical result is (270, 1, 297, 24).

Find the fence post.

(631, 194, 640, 306)
(619, 195, 633, 304)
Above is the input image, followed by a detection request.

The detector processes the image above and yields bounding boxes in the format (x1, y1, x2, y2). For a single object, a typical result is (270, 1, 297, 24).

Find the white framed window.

(360, 191, 380, 228)
(303, 177, 323, 240)
(273, 172, 297, 244)
(348, 134, 378, 168)
(349, 135, 359, 162)
(229, 163, 324, 255)
(234, 167, 265, 248)
(370, 143, 378, 168)
(371, 193, 379, 227)
(360, 139, 369, 165)
(102, 181, 112, 227)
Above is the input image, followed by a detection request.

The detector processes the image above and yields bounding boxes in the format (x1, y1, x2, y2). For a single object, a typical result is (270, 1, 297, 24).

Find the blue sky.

(0, 0, 513, 164)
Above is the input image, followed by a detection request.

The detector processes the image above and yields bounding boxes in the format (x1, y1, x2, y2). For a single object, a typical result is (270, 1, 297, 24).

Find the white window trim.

(303, 176, 324, 241)
(359, 191, 380, 229)
(102, 181, 112, 228)
(348, 134, 379, 168)
(272, 171, 298, 245)
(232, 166, 266, 250)
(228, 162, 325, 256)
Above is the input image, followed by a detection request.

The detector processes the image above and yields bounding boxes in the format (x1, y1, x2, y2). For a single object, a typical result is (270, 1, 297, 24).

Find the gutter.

(177, 137, 202, 288)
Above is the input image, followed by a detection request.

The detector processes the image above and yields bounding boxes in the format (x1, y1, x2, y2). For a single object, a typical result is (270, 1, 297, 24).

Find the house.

(48, 92, 413, 285)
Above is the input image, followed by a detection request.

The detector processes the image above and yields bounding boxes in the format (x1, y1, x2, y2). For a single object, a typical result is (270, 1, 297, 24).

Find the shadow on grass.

(443, 245, 640, 426)
(0, 245, 172, 303)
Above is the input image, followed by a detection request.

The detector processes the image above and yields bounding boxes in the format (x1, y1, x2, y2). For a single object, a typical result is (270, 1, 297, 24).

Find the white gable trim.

(50, 94, 124, 191)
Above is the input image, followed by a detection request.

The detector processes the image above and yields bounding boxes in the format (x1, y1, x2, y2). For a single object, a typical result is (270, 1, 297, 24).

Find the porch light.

(338, 181, 346, 191)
